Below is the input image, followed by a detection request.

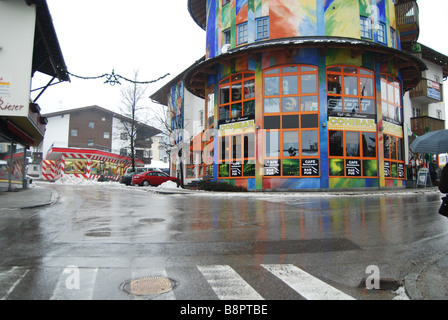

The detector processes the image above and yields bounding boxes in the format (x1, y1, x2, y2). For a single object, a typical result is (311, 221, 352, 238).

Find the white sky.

(32, 0, 448, 118)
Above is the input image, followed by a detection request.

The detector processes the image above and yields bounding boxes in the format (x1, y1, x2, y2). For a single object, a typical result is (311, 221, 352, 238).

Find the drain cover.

(121, 276, 177, 296)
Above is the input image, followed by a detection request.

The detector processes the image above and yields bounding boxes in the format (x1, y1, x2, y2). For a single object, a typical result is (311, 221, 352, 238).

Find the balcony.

(411, 116, 445, 136)
(395, 1, 419, 42)
(409, 78, 443, 104)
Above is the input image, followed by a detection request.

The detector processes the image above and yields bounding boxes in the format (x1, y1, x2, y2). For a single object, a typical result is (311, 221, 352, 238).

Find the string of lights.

(59, 67, 170, 86)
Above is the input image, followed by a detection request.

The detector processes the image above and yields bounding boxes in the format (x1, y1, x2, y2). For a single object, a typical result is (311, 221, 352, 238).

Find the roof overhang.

(45, 147, 145, 164)
(187, 0, 206, 31)
(183, 36, 427, 99)
(26, 0, 70, 82)
(402, 42, 448, 79)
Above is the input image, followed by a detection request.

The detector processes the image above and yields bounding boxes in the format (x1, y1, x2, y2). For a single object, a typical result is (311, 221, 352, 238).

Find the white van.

(124, 167, 148, 175)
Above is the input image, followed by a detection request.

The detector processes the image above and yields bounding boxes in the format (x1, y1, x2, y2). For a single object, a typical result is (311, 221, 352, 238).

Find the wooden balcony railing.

(411, 116, 445, 136)
(409, 78, 443, 103)
(395, 1, 419, 42)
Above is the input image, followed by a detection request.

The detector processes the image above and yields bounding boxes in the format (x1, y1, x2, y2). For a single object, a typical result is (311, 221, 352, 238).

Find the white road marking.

(0, 267, 29, 300)
(197, 265, 264, 300)
(50, 267, 98, 300)
(262, 264, 356, 300)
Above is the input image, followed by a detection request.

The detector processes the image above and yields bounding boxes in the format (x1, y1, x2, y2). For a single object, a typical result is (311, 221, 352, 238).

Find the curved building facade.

(180, 0, 425, 190)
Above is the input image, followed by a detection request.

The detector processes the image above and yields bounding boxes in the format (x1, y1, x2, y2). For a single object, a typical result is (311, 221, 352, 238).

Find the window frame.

(218, 132, 256, 178)
(223, 28, 231, 45)
(237, 22, 248, 45)
(262, 65, 320, 178)
(328, 130, 378, 178)
(218, 72, 255, 124)
(256, 16, 269, 40)
(360, 16, 372, 40)
(390, 28, 396, 48)
(380, 74, 402, 123)
(327, 66, 375, 115)
(377, 22, 387, 44)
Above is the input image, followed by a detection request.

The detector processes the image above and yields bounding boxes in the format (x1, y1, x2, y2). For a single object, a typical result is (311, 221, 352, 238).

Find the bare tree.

(117, 70, 148, 172)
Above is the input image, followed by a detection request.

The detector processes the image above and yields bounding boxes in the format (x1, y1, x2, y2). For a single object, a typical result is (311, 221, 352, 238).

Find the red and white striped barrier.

(42, 149, 140, 182)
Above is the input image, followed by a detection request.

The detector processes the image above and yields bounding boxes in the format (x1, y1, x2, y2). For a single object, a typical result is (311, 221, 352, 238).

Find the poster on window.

(264, 159, 281, 176)
(301, 159, 319, 176)
(384, 161, 390, 178)
(231, 162, 242, 177)
(346, 159, 361, 176)
(398, 163, 405, 179)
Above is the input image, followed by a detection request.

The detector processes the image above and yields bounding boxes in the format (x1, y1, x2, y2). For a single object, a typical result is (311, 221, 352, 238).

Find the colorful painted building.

(152, 0, 436, 190)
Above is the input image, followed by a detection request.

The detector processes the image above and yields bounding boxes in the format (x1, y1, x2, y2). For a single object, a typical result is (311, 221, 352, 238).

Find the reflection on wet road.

(1, 183, 447, 300)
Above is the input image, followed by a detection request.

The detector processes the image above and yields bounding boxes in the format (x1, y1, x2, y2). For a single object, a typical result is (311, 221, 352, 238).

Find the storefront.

(152, 0, 426, 191)
(43, 147, 143, 181)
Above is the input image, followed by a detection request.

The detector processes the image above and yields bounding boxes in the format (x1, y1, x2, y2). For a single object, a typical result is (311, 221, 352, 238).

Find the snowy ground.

(35, 175, 441, 199)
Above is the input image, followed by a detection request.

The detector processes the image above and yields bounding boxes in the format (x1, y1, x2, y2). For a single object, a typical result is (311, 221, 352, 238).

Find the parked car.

(119, 172, 136, 185)
(120, 167, 149, 185)
(131, 170, 178, 187)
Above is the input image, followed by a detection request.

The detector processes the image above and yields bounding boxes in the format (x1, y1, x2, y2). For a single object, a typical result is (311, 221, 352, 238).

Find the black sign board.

(264, 159, 281, 176)
(231, 162, 242, 177)
(398, 163, 405, 179)
(384, 161, 390, 178)
(301, 159, 319, 176)
(346, 159, 361, 176)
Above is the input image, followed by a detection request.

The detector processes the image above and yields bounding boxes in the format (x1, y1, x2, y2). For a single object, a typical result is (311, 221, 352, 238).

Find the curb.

(404, 251, 448, 300)
(19, 186, 59, 209)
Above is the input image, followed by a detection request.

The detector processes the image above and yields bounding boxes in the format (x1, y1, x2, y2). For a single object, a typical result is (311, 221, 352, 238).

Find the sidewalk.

(0, 182, 446, 299)
(0, 184, 57, 209)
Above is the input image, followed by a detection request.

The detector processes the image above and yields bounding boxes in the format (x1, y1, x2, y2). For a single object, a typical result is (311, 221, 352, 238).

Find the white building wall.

(0, 0, 36, 118)
(182, 90, 205, 181)
(111, 116, 129, 155)
(42, 114, 70, 159)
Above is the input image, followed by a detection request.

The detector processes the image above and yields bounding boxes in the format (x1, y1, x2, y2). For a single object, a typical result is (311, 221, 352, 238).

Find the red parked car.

(131, 170, 178, 187)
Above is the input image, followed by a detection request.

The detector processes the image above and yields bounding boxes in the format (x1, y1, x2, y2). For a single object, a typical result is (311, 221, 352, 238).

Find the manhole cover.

(121, 276, 177, 296)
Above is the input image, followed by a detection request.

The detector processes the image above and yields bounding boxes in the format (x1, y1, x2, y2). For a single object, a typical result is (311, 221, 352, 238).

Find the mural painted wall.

(201, 44, 405, 190)
(205, 0, 399, 59)
(169, 81, 184, 145)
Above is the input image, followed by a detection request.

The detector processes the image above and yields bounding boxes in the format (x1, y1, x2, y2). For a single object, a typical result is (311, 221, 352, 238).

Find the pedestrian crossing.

(0, 264, 356, 300)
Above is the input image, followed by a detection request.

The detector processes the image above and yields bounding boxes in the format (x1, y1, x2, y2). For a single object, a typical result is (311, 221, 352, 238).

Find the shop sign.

(301, 159, 319, 176)
(384, 161, 390, 178)
(346, 159, 361, 176)
(231, 162, 242, 177)
(427, 87, 441, 101)
(427, 80, 440, 91)
(398, 163, 405, 179)
(219, 119, 255, 136)
(0, 75, 11, 96)
(383, 121, 403, 138)
(0, 97, 25, 112)
(264, 159, 280, 176)
(328, 113, 376, 132)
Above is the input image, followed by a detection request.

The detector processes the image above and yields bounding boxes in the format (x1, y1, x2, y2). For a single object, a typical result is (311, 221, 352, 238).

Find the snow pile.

(158, 180, 179, 189)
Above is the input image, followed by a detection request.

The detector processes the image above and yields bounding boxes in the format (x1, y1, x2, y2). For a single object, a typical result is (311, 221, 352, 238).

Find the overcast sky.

(32, 0, 448, 118)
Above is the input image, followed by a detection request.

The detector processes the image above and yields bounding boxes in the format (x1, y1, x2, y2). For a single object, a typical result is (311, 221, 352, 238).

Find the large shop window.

(329, 130, 378, 177)
(263, 65, 320, 177)
(327, 66, 378, 178)
(327, 66, 375, 114)
(219, 73, 255, 123)
(219, 133, 255, 178)
(381, 75, 402, 122)
(219, 73, 255, 178)
(384, 134, 405, 179)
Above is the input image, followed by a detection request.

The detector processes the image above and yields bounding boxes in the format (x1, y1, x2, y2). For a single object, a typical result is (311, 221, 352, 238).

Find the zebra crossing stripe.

(197, 265, 264, 300)
(0, 267, 29, 300)
(261, 264, 356, 300)
(50, 267, 98, 300)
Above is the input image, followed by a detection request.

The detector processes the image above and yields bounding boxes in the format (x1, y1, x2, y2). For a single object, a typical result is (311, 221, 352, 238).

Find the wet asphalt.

(0, 181, 447, 300)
